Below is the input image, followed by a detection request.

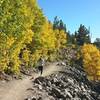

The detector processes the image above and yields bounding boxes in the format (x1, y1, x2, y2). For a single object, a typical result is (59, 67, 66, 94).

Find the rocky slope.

(25, 64, 100, 100)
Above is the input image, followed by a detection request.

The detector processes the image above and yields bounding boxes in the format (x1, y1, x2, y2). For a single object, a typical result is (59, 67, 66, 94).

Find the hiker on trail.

(37, 57, 45, 75)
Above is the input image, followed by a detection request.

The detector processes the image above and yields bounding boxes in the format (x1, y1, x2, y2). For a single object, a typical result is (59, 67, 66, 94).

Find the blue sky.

(37, 0, 100, 42)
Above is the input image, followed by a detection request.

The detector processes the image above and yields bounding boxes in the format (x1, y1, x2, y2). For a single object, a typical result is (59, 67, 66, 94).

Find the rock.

(34, 77, 45, 84)
(38, 85, 42, 90)
(24, 98, 31, 100)
(27, 64, 100, 100)
(31, 97, 37, 100)
(53, 77, 58, 83)
(97, 95, 100, 100)
(51, 88, 66, 99)
(38, 97, 42, 100)
(65, 89, 73, 98)
(57, 62, 66, 66)
(47, 81, 51, 86)
(67, 78, 74, 84)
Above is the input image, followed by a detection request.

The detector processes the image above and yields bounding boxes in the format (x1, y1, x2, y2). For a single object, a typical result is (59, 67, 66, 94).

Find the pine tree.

(75, 24, 91, 45)
(53, 16, 66, 32)
(94, 38, 100, 49)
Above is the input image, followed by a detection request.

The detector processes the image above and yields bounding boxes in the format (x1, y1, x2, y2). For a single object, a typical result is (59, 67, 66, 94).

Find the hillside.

(0, 0, 100, 100)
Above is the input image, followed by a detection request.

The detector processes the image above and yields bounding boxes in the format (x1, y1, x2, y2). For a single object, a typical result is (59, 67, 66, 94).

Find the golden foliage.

(0, 0, 67, 74)
(81, 44, 100, 80)
(55, 29, 67, 49)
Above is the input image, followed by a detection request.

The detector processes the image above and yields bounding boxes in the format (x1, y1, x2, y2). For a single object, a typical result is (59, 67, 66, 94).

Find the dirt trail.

(0, 62, 60, 100)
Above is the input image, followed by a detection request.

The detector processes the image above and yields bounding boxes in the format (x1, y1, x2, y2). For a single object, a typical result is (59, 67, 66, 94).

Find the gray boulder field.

(25, 64, 100, 100)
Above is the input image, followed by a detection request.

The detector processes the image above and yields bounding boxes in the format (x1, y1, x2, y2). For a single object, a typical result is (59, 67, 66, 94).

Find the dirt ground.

(0, 62, 61, 100)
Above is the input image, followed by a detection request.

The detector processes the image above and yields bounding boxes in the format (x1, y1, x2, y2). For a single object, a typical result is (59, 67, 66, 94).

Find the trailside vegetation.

(81, 44, 100, 80)
(0, 0, 67, 74)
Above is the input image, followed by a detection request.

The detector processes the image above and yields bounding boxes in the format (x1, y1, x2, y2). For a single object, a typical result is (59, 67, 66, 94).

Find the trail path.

(0, 62, 61, 100)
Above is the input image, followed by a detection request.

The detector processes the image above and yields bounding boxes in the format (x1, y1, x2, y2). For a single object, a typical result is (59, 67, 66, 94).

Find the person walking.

(30, 57, 45, 80)
(38, 57, 45, 75)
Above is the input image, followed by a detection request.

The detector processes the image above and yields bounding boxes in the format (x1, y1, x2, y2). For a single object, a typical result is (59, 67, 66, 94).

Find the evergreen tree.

(53, 16, 66, 32)
(75, 24, 91, 45)
(53, 16, 59, 30)
(67, 31, 71, 44)
(94, 38, 100, 49)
